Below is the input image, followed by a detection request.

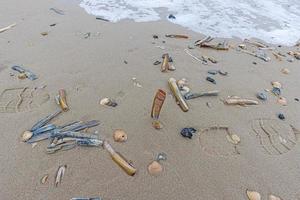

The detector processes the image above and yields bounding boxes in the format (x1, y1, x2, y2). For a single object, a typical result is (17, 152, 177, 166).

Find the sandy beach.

(0, 0, 300, 199)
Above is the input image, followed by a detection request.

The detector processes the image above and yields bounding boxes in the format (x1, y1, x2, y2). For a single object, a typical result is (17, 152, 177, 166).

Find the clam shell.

(281, 68, 290, 74)
(113, 129, 127, 142)
(40, 174, 49, 184)
(246, 190, 261, 200)
(148, 161, 163, 176)
(277, 97, 287, 106)
(271, 81, 282, 89)
(269, 194, 281, 200)
(100, 98, 110, 106)
(21, 131, 33, 142)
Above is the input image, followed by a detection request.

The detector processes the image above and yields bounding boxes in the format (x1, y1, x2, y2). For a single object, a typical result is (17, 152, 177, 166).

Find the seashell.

(281, 68, 290, 74)
(168, 64, 176, 71)
(246, 190, 261, 200)
(271, 81, 281, 89)
(239, 44, 246, 49)
(18, 73, 27, 79)
(100, 98, 117, 107)
(226, 134, 241, 145)
(41, 32, 48, 36)
(268, 194, 281, 200)
(113, 129, 127, 142)
(277, 97, 287, 106)
(148, 161, 163, 176)
(180, 86, 190, 95)
(21, 131, 33, 142)
(40, 174, 49, 184)
(177, 78, 187, 89)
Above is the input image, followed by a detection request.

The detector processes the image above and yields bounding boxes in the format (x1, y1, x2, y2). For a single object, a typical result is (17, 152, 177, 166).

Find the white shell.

(100, 98, 110, 106)
(269, 194, 281, 200)
(21, 131, 33, 142)
(246, 190, 261, 200)
(271, 81, 282, 89)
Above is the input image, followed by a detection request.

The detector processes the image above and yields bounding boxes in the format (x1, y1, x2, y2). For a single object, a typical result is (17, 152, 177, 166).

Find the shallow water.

(79, 0, 300, 45)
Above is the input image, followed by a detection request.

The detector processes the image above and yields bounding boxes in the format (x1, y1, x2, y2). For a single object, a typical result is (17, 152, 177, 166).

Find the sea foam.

(79, 0, 300, 45)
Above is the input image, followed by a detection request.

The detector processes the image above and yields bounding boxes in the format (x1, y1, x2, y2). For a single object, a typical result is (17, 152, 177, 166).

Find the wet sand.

(0, 0, 300, 199)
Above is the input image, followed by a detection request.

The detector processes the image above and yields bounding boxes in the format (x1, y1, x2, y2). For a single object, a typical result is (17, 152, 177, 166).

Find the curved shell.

(148, 160, 163, 176)
(113, 129, 127, 142)
(269, 194, 281, 200)
(21, 131, 33, 142)
(246, 190, 261, 200)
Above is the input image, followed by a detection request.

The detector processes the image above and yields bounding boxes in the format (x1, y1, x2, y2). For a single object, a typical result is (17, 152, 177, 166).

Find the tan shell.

(148, 160, 163, 176)
(277, 97, 287, 106)
(246, 190, 261, 200)
(18, 73, 27, 79)
(271, 81, 281, 89)
(281, 68, 290, 74)
(269, 194, 281, 200)
(99, 98, 110, 106)
(177, 78, 187, 89)
(21, 131, 33, 142)
(40, 174, 49, 184)
(113, 129, 127, 142)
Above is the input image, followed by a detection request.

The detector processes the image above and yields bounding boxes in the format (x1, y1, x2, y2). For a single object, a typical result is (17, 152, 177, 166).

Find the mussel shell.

(21, 131, 33, 142)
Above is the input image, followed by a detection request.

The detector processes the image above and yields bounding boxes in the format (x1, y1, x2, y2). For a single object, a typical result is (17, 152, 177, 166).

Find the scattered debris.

(206, 76, 216, 84)
(50, 23, 57, 27)
(180, 127, 197, 139)
(0, 23, 16, 33)
(11, 65, 38, 80)
(161, 53, 175, 72)
(206, 102, 212, 108)
(151, 89, 166, 129)
(132, 77, 142, 88)
(256, 92, 267, 101)
(168, 14, 176, 19)
(278, 113, 285, 120)
(96, 17, 109, 22)
(56, 89, 69, 111)
(83, 32, 91, 39)
(113, 129, 127, 142)
(184, 90, 219, 100)
(246, 189, 261, 200)
(50, 8, 65, 15)
(99, 97, 117, 107)
(184, 49, 207, 64)
(271, 81, 282, 89)
(17, 73, 27, 79)
(287, 58, 294, 62)
(244, 39, 268, 48)
(103, 140, 137, 176)
(40, 174, 49, 184)
(168, 78, 189, 112)
(165, 34, 188, 39)
(218, 70, 228, 76)
(195, 37, 229, 50)
(124, 60, 128, 64)
(252, 61, 257, 65)
(55, 165, 67, 187)
(288, 51, 300, 60)
(295, 98, 299, 102)
(224, 96, 258, 106)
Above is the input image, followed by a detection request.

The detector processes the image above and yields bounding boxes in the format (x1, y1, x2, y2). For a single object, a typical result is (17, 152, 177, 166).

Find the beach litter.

(50, 7, 65, 15)
(148, 152, 167, 176)
(113, 129, 127, 142)
(99, 97, 117, 107)
(246, 189, 261, 200)
(0, 23, 16, 33)
(224, 96, 258, 106)
(288, 51, 300, 60)
(11, 65, 38, 80)
(55, 89, 69, 111)
(55, 165, 67, 187)
(180, 127, 197, 139)
(168, 14, 176, 19)
(168, 78, 189, 112)
(151, 89, 166, 129)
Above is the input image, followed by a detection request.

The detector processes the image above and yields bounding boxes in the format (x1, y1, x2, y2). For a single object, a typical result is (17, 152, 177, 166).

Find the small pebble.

(272, 87, 281, 96)
(207, 70, 218, 75)
(153, 61, 161, 65)
(256, 92, 267, 101)
(287, 58, 294, 62)
(206, 76, 216, 84)
(278, 113, 285, 120)
(153, 35, 159, 39)
(206, 102, 212, 108)
(253, 61, 257, 65)
(50, 23, 56, 27)
(180, 127, 197, 139)
(124, 60, 128, 64)
(218, 70, 228, 76)
(295, 98, 299, 102)
(168, 14, 176, 19)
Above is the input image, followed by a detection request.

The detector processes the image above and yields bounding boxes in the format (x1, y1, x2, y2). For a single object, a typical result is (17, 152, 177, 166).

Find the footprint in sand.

(199, 126, 240, 157)
(251, 118, 299, 155)
(0, 87, 49, 113)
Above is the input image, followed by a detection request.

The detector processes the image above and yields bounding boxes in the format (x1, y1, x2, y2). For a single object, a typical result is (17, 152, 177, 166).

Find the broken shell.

(168, 64, 176, 71)
(281, 68, 290, 74)
(148, 160, 163, 176)
(277, 97, 287, 106)
(269, 194, 281, 200)
(21, 131, 33, 142)
(246, 190, 261, 200)
(41, 174, 49, 184)
(177, 78, 187, 88)
(271, 81, 281, 89)
(113, 129, 127, 142)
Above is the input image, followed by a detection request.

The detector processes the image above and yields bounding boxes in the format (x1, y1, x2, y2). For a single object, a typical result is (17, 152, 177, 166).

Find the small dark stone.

(253, 61, 257, 65)
(206, 76, 216, 84)
(295, 98, 299, 102)
(50, 23, 56, 27)
(256, 92, 267, 101)
(153, 61, 161, 65)
(168, 14, 176, 19)
(272, 87, 281, 96)
(124, 60, 128, 64)
(180, 127, 197, 139)
(278, 113, 285, 120)
(207, 70, 218, 75)
(278, 45, 282, 48)
(153, 35, 159, 39)
(162, 41, 166, 43)
(218, 70, 228, 76)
